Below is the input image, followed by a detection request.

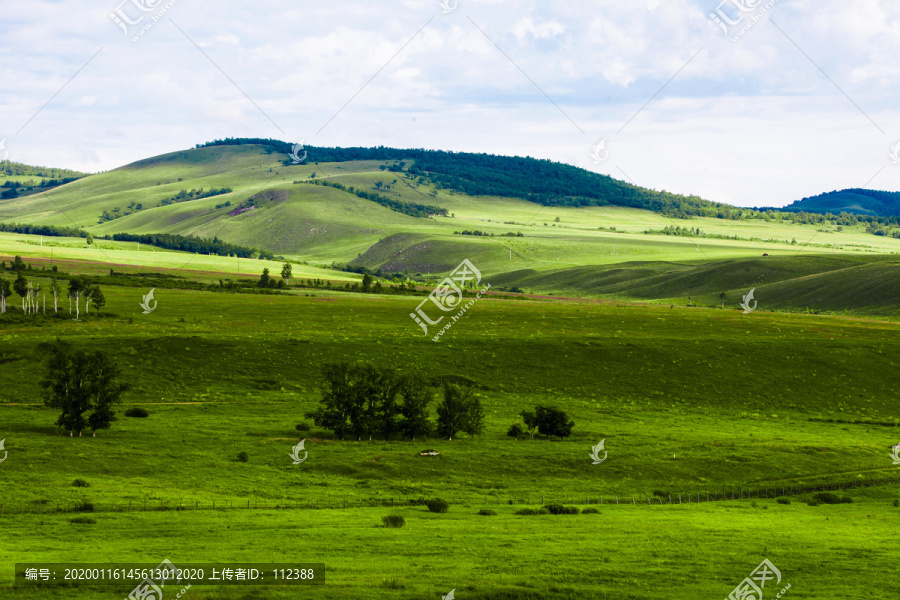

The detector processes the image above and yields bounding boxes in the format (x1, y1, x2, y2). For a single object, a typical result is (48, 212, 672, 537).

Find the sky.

(2, 0, 900, 208)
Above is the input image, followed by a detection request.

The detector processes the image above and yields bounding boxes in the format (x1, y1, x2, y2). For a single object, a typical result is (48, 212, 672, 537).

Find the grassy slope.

(1, 284, 899, 598)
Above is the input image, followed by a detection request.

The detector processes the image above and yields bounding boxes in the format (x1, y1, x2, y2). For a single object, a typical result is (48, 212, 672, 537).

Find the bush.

(425, 498, 449, 513)
(124, 407, 149, 418)
(381, 515, 406, 528)
(777, 498, 791, 505)
(893, 499, 899, 508)
(237, 451, 249, 463)
(72, 502, 94, 513)
(806, 499, 820, 507)
(544, 504, 579, 515)
(515, 507, 547, 516)
(72, 479, 90, 488)
(582, 507, 599, 514)
(812, 492, 852, 504)
(478, 508, 497, 516)
(751, 501, 758, 508)
(70, 516, 96, 524)
(295, 422, 310, 432)
(507, 423, 523, 438)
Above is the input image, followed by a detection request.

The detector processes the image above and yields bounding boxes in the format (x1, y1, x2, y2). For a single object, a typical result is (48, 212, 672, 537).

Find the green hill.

(779, 188, 900, 217)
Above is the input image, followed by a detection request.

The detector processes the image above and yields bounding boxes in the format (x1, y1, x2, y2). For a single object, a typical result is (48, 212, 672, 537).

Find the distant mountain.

(779, 189, 900, 217)
(196, 138, 745, 219)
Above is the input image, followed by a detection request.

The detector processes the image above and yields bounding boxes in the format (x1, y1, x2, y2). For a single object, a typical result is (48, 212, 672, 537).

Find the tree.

(520, 410, 538, 440)
(535, 405, 575, 440)
(13, 272, 27, 313)
(86, 233, 94, 247)
(68, 277, 85, 319)
(306, 363, 365, 440)
(463, 393, 485, 437)
(373, 367, 403, 441)
(12, 255, 25, 271)
(89, 286, 106, 314)
(258, 268, 271, 288)
(362, 273, 373, 293)
(399, 374, 432, 441)
(0, 278, 10, 313)
(83, 282, 94, 314)
(436, 382, 475, 441)
(85, 351, 128, 436)
(50, 279, 60, 313)
(281, 262, 292, 285)
(41, 341, 127, 437)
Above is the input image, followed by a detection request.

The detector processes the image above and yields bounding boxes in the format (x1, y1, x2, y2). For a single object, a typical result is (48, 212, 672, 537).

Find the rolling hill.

(778, 188, 900, 217)
(1, 140, 899, 314)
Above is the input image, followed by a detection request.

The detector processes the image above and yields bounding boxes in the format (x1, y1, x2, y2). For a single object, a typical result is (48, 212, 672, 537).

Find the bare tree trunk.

(78, 430, 82, 437)
(75, 293, 80, 319)
(54, 292, 58, 313)
(69, 430, 73, 437)
(92, 431, 96, 438)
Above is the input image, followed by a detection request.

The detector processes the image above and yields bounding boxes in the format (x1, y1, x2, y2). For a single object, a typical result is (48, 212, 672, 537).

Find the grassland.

(1, 270, 899, 598)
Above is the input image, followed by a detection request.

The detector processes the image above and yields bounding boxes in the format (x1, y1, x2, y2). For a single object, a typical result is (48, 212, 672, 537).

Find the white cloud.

(0, 0, 897, 206)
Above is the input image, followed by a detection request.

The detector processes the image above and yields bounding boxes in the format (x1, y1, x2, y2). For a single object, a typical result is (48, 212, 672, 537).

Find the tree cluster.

(305, 364, 484, 441)
(509, 406, 575, 440)
(40, 340, 128, 437)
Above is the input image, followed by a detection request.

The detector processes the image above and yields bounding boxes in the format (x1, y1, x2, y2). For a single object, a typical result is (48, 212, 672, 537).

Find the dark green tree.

(373, 367, 404, 441)
(306, 363, 368, 440)
(463, 393, 485, 437)
(13, 272, 27, 312)
(399, 374, 432, 441)
(89, 286, 106, 314)
(281, 262, 292, 284)
(39, 341, 125, 437)
(520, 410, 538, 440)
(436, 382, 474, 441)
(535, 406, 575, 440)
(258, 268, 271, 288)
(12, 255, 26, 271)
(362, 273, 373, 293)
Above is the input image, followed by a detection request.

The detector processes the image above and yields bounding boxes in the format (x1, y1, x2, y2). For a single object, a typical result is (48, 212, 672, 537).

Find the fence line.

(3, 475, 896, 516)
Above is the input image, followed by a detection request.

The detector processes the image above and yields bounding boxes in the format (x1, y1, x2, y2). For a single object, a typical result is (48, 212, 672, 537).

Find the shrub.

(426, 498, 449, 513)
(582, 507, 599, 514)
(381, 515, 406, 528)
(515, 508, 547, 516)
(777, 498, 791, 505)
(751, 501, 758, 508)
(812, 492, 852, 504)
(237, 451, 249, 463)
(124, 407, 149, 418)
(544, 504, 579, 515)
(72, 479, 90, 488)
(70, 516, 96, 525)
(893, 499, 899, 508)
(72, 502, 94, 513)
(507, 423, 523, 438)
(295, 422, 310, 432)
(478, 508, 497, 516)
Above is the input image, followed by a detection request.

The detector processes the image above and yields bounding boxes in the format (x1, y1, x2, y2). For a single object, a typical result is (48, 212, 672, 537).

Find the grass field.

(1, 268, 899, 598)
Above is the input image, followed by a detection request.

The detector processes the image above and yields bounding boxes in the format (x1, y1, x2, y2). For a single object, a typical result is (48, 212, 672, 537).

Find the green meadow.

(1, 269, 899, 599)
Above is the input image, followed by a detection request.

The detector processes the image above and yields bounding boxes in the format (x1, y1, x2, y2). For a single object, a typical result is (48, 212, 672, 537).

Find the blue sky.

(2, 0, 899, 207)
